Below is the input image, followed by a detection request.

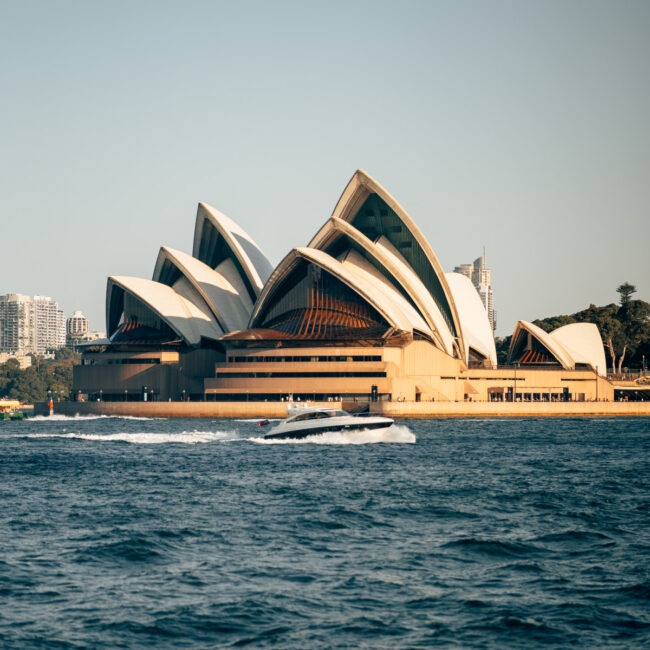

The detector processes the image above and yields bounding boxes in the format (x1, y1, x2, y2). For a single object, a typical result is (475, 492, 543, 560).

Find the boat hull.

(263, 418, 393, 440)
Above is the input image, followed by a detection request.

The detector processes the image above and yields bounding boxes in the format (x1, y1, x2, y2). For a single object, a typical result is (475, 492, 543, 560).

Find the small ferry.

(0, 400, 27, 420)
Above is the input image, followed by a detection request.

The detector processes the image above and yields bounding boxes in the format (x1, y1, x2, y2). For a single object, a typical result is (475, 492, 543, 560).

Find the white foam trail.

(253, 424, 415, 445)
(23, 430, 241, 444)
(28, 414, 159, 422)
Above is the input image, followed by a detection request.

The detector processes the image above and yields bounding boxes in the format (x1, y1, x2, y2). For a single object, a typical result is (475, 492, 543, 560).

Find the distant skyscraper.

(67, 310, 89, 349)
(0, 294, 66, 355)
(67, 310, 89, 337)
(454, 253, 496, 332)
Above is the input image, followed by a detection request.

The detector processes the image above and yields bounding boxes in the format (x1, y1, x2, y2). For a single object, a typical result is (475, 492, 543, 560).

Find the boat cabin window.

(291, 411, 331, 422)
(290, 409, 352, 422)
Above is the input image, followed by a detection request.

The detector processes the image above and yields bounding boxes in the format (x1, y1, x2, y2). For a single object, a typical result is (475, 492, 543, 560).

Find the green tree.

(617, 297, 650, 372)
(9, 366, 50, 403)
(576, 286, 649, 373)
(494, 336, 511, 366)
(532, 314, 576, 333)
(601, 313, 625, 374)
(617, 282, 636, 306)
(0, 349, 80, 403)
(0, 358, 21, 397)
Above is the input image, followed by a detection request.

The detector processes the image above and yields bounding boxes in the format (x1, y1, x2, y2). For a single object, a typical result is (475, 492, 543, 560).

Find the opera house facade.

(74, 170, 612, 405)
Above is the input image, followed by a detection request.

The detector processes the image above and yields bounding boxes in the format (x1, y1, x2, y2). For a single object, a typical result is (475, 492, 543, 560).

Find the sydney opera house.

(73, 170, 612, 405)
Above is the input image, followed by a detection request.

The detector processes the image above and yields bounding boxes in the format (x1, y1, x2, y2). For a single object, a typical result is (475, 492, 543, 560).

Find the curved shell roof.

(510, 320, 607, 374)
(309, 217, 455, 355)
(96, 170, 522, 367)
(192, 202, 273, 302)
(107, 276, 222, 346)
(338, 249, 433, 338)
(323, 169, 466, 359)
(251, 247, 420, 335)
(445, 272, 497, 367)
(510, 320, 576, 370)
(153, 246, 253, 333)
(550, 323, 607, 376)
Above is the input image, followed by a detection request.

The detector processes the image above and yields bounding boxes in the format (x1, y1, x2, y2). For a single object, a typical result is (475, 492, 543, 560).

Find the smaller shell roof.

(550, 323, 607, 376)
(107, 276, 222, 347)
(510, 320, 607, 374)
(510, 320, 575, 370)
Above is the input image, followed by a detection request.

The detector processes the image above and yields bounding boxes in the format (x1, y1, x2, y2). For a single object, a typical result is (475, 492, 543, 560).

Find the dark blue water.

(1, 416, 649, 649)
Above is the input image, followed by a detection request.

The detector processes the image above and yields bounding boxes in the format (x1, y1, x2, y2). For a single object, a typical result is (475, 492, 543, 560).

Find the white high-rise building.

(453, 254, 496, 332)
(67, 310, 89, 349)
(0, 294, 66, 355)
(67, 310, 89, 337)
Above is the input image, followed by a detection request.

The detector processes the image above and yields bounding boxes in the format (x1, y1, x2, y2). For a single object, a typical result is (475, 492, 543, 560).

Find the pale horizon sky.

(1, 0, 648, 337)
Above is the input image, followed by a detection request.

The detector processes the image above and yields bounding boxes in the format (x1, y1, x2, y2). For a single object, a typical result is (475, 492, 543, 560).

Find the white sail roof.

(153, 246, 253, 333)
(251, 247, 419, 335)
(339, 249, 433, 338)
(510, 320, 575, 370)
(309, 216, 456, 355)
(326, 169, 466, 360)
(193, 202, 273, 301)
(551, 323, 607, 376)
(107, 276, 222, 346)
(445, 272, 497, 367)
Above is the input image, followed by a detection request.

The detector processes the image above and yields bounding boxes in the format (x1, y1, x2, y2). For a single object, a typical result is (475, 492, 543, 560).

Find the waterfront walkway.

(34, 400, 650, 419)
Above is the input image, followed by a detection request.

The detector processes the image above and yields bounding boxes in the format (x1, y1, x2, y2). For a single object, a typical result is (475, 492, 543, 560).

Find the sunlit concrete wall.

(73, 348, 222, 401)
(33, 399, 650, 419)
(205, 339, 613, 404)
(372, 400, 650, 418)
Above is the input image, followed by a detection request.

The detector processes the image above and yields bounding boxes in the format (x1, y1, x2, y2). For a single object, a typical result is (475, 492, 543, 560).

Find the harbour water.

(1, 415, 649, 648)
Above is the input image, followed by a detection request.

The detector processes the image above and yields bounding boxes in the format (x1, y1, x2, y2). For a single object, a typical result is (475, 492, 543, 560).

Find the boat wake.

(28, 414, 160, 422)
(18, 430, 242, 444)
(253, 423, 415, 445)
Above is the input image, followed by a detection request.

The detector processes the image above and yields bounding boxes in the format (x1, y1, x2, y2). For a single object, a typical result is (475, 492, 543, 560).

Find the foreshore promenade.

(33, 400, 650, 419)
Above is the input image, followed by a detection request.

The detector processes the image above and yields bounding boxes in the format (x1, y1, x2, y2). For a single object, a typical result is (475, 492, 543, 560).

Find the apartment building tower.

(66, 310, 90, 349)
(0, 294, 66, 355)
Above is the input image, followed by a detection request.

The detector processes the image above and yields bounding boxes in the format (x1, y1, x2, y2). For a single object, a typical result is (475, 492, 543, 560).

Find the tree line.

(0, 348, 80, 404)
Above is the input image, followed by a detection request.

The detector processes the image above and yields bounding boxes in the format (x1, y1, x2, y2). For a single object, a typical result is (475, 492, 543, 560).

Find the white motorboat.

(262, 406, 394, 440)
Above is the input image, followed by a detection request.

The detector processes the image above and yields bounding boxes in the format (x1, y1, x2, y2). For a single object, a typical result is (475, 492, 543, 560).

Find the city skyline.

(1, 1, 648, 336)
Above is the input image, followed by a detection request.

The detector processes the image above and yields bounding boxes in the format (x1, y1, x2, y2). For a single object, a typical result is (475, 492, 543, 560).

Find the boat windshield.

(287, 409, 349, 422)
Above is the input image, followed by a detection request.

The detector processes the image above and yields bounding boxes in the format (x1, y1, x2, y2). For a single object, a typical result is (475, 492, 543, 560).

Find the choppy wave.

(1, 416, 649, 649)
(443, 537, 542, 559)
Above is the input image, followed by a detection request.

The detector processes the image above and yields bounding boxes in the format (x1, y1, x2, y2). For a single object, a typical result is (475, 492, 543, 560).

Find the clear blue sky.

(1, 0, 648, 336)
